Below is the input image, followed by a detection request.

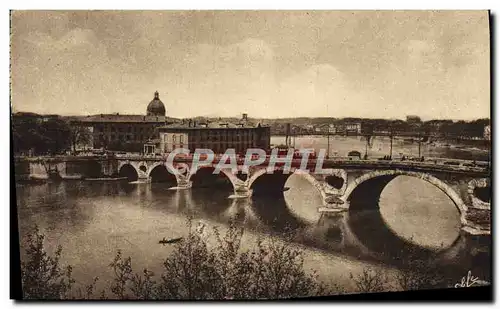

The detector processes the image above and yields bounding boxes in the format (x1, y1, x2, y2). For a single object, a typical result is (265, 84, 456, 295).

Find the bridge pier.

(173, 175, 192, 189)
(230, 182, 252, 199)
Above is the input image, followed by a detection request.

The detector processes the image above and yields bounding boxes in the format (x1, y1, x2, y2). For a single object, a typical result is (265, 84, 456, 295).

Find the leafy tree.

(21, 221, 458, 300)
(12, 114, 72, 155)
(20, 226, 75, 299)
(39, 118, 71, 155)
(350, 267, 390, 293)
(157, 219, 330, 300)
(20, 226, 100, 300)
(69, 125, 92, 153)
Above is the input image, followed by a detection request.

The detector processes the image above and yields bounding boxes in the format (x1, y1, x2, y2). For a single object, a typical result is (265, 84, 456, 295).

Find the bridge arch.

(343, 170, 467, 225)
(248, 168, 327, 199)
(187, 166, 236, 190)
(118, 164, 139, 182)
(147, 163, 178, 185)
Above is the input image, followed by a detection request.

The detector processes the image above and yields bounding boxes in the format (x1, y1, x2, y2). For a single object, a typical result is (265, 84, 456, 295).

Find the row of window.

(97, 133, 152, 141)
(95, 125, 156, 134)
(191, 141, 257, 150)
(165, 134, 256, 143)
(163, 134, 260, 145)
(191, 135, 255, 142)
(188, 129, 256, 137)
(171, 135, 185, 144)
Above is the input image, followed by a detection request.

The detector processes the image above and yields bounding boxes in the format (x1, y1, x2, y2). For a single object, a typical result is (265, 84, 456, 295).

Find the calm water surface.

(15, 136, 489, 293)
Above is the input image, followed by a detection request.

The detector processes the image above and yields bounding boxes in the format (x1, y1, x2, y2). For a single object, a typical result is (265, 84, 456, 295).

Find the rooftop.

(158, 120, 268, 130)
(70, 114, 170, 123)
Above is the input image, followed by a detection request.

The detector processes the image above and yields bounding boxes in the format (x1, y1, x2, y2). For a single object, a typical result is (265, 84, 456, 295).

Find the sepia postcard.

(10, 10, 492, 301)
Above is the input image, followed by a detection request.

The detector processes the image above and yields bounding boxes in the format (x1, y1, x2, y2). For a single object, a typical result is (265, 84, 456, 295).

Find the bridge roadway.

(273, 131, 490, 140)
(17, 154, 490, 174)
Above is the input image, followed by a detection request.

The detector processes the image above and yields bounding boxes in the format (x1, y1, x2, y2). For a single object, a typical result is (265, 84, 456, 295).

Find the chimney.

(242, 113, 248, 122)
(188, 119, 192, 127)
(193, 120, 197, 127)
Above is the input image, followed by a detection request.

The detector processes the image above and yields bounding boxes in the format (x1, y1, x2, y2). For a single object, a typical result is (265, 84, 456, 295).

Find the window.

(179, 135, 184, 143)
(172, 135, 177, 143)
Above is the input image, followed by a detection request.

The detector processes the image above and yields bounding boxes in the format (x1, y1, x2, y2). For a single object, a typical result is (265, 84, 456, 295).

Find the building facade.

(345, 122, 362, 134)
(157, 118, 271, 154)
(71, 91, 170, 152)
(329, 122, 362, 135)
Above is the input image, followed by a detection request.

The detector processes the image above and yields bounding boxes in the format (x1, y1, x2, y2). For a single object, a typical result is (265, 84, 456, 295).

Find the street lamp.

(327, 127, 330, 159)
(389, 127, 394, 160)
(326, 124, 335, 159)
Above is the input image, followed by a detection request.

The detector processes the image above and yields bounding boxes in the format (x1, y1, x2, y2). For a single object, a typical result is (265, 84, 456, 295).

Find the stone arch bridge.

(17, 155, 491, 238)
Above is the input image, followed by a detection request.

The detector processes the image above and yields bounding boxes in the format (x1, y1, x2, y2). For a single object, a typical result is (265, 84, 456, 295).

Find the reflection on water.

(250, 196, 306, 233)
(15, 138, 490, 291)
(379, 176, 461, 249)
(15, 171, 482, 290)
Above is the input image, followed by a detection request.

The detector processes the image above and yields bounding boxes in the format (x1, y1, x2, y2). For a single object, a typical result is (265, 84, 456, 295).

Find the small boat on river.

(159, 237, 183, 245)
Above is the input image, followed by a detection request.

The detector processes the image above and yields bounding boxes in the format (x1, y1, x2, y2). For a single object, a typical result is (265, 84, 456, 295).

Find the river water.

(15, 136, 491, 295)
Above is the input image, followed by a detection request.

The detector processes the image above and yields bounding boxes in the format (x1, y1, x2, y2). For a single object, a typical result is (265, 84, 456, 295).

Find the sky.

(10, 10, 490, 120)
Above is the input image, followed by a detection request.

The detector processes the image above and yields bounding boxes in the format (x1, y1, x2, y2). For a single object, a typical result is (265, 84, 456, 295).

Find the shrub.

(392, 238, 448, 291)
(20, 226, 100, 300)
(156, 218, 329, 299)
(350, 267, 389, 293)
(19, 220, 357, 300)
(20, 226, 75, 299)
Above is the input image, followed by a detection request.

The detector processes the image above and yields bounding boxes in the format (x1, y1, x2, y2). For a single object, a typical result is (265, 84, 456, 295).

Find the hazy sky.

(11, 10, 490, 120)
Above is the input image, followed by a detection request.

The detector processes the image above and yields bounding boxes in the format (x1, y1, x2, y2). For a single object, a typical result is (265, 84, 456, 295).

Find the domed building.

(147, 91, 166, 116)
(72, 90, 171, 153)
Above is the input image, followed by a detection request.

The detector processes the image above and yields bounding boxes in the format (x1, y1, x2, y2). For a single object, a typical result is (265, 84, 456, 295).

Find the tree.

(39, 118, 72, 155)
(20, 226, 100, 300)
(20, 220, 332, 300)
(69, 124, 92, 153)
(20, 226, 75, 299)
(350, 267, 389, 293)
(156, 219, 329, 300)
(12, 114, 71, 155)
(11, 114, 44, 155)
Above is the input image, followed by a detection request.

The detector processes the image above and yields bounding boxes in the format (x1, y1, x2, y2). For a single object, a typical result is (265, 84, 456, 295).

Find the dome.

(147, 91, 166, 116)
